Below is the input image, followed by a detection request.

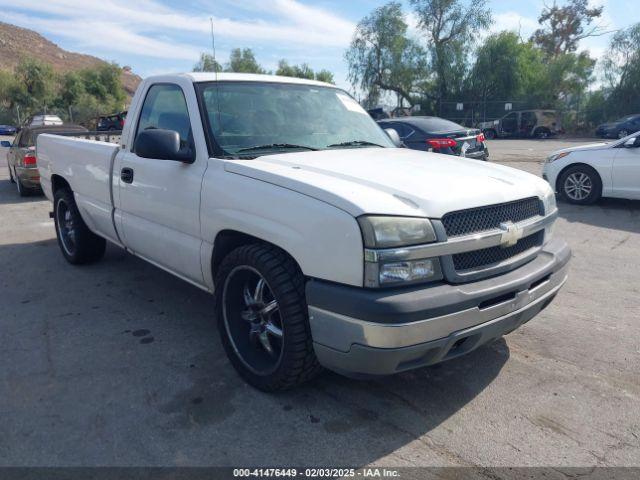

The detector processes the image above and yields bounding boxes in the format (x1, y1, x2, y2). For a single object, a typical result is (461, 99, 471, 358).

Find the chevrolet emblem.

(499, 221, 523, 248)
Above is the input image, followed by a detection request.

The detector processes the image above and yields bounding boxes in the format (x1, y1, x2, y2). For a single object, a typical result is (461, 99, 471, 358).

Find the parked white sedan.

(543, 132, 640, 204)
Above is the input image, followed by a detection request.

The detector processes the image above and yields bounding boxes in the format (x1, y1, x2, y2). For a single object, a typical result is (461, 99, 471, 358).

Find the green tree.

(13, 57, 55, 109)
(314, 69, 335, 84)
(532, 0, 604, 57)
(58, 71, 85, 108)
(345, 2, 427, 107)
(193, 53, 222, 72)
(275, 60, 297, 78)
(410, 0, 492, 100)
(276, 60, 335, 83)
(602, 23, 640, 116)
(226, 48, 265, 74)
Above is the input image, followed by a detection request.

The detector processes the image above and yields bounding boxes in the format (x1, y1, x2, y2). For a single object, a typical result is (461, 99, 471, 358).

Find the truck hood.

(224, 147, 552, 218)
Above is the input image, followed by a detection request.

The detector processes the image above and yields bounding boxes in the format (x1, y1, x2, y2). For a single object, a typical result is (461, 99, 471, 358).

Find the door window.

(501, 113, 518, 133)
(521, 112, 537, 131)
(17, 130, 32, 147)
(135, 84, 192, 152)
(394, 123, 415, 139)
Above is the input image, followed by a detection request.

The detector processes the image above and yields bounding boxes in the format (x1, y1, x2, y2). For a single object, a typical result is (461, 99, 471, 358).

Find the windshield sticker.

(336, 93, 368, 115)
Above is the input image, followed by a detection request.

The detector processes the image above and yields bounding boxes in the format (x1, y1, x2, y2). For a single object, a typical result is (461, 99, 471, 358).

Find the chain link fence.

(432, 99, 610, 135)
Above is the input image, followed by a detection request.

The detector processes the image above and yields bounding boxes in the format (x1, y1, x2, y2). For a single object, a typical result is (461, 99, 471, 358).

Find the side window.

(18, 130, 31, 147)
(386, 123, 412, 139)
(521, 112, 537, 129)
(135, 84, 192, 152)
(395, 124, 414, 139)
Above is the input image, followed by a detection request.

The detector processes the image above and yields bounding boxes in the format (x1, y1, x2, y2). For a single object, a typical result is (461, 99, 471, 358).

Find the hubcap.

(618, 130, 628, 139)
(56, 198, 77, 255)
(222, 266, 284, 375)
(564, 172, 593, 201)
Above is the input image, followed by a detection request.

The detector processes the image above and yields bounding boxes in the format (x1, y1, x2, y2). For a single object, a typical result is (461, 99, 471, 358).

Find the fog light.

(379, 259, 436, 284)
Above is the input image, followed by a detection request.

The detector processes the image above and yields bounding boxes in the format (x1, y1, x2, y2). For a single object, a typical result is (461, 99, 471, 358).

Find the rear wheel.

(558, 165, 602, 205)
(215, 244, 321, 391)
(53, 188, 106, 264)
(15, 168, 29, 197)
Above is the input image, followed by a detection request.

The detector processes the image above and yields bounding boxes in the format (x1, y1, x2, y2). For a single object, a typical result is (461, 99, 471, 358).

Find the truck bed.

(37, 134, 121, 245)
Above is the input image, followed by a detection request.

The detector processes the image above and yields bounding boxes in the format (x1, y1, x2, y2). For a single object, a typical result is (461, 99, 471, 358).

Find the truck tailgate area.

(37, 134, 121, 245)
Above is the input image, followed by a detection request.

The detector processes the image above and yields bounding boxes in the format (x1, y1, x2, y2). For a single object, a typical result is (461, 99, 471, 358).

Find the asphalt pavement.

(0, 136, 638, 468)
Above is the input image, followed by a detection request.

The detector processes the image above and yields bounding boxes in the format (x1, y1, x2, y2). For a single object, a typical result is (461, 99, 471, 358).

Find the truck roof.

(146, 72, 338, 89)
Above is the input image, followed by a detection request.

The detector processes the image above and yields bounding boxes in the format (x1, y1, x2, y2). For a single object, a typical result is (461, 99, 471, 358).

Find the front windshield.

(197, 82, 394, 157)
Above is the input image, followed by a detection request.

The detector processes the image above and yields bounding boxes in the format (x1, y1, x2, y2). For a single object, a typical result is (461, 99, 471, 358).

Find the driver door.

(500, 112, 518, 136)
(611, 135, 640, 199)
(115, 83, 208, 285)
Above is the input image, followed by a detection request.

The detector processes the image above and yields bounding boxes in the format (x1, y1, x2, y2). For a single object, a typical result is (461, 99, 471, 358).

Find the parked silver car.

(2, 124, 87, 196)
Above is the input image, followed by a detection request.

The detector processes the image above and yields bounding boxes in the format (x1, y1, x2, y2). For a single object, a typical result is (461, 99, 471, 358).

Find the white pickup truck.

(37, 73, 570, 391)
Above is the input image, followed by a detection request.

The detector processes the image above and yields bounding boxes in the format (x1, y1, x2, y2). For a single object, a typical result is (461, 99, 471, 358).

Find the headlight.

(358, 216, 442, 287)
(543, 189, 557, 213)
(357, 216, 436, 249)
(546, 151, 570, 163)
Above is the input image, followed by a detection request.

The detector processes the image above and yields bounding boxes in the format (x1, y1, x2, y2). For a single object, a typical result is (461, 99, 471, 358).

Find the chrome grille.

(452, 231, 544, 272)
(442, 197, 544, 237)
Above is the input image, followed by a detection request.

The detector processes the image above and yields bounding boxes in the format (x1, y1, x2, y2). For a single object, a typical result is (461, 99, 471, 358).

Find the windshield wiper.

(326, 140, 385, 148)
(236, 143, 318, 154)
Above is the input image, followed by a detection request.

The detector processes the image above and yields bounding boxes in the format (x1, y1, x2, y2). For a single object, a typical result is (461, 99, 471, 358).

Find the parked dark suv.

(480, 110, 563, 139)
(97, 111, 127, 131)
(595, 114, 640, 139)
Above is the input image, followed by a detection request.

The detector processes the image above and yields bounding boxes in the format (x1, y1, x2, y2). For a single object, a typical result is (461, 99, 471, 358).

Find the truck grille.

(452, 231, 544, 272)
(442, 197, 544, 237)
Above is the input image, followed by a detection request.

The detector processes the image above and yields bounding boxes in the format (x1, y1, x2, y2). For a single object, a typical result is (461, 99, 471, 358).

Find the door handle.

(121, 167, 134, 184)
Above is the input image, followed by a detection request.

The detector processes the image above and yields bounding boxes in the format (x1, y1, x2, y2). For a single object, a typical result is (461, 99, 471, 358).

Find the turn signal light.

(427, 138, 457, 149)
(476, 133, 486, 143)
(23, 154, 37, 166)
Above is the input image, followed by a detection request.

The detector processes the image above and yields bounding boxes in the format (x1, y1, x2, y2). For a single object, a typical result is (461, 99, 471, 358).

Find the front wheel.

(53, 188, 106, 264)
(618, 129, 629, 139)
(558, 165, 602, 205)
(534, 128, 550, 139)
(215, 244, 321, 391)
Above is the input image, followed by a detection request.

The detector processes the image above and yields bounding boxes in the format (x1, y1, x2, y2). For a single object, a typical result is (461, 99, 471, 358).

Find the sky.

(1, 0, 638, 91)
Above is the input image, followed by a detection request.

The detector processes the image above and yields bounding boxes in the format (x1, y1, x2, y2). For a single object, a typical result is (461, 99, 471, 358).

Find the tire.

(15, 168, 29, 197)
(215, 244, 322, 391)
(484, 129, 496, 140)
(534, 128, 550, 139)
(557, 165, 602, 205)
(53, 188, 106, 264)
(618, 129, 629, 139)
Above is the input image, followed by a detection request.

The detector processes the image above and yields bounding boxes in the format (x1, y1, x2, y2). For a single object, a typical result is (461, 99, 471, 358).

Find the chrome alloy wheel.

(56, 197, 77, 256)
(222, 266, 284, 375)
(563, 172, 593, 201)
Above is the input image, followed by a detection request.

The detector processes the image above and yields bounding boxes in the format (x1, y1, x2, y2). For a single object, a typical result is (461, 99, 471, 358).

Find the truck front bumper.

(306, 238, 570, 376)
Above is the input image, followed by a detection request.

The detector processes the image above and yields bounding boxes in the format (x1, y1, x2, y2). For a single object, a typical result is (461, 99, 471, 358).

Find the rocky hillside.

(0, 22, 141, 96)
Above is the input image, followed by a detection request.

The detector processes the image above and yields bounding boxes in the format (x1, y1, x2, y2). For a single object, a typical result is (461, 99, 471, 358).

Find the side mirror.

(0, 141, 11, 148)
(134, 129, 194, 162)
(624, 136, 640, 148)
(384, 128, 403, 147)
